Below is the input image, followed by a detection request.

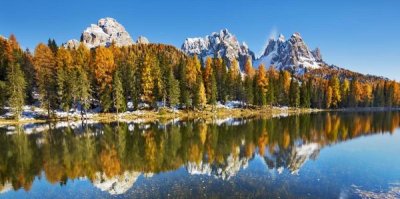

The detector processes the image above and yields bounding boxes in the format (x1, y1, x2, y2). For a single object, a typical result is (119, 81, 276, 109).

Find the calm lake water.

(0, 111, 400, 199)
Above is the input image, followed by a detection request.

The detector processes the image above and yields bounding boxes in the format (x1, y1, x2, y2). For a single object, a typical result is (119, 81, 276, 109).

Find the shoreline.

(1, 106, 399, 126)
(0, 107, 322, 125)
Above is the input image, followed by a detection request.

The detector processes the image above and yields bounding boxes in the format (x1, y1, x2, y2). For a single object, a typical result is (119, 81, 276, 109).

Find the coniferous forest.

(1, 35, 400, 119)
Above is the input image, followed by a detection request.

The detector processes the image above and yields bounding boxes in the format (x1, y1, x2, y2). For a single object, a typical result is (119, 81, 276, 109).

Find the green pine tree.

(300, 80, 311, 108)
(266, 78, 276, 106)
(0, 81, 6, 111)
(6, 63, 26, 119)
(167, 68, 180, 107)
(193, 79, 207, 110)
(56, 67, 73, 113)
(47, 39, 58, 55)
(209, 73, 218, 109)
(113, 71, 126, 115)
(76, 67, 91, 117)
(289, 78, 300, 108)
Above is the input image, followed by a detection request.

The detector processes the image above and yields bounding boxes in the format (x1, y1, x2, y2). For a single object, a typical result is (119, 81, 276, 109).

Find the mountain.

(181, 30, 327, 74)
(64, 18, 149, 49)
(181, 29, 255, 70)
(253, 33, 324, 74)
(136, 36, 149, 44)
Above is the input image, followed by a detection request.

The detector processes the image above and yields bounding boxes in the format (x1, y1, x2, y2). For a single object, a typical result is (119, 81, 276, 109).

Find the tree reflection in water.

(0, 111, 399, 194)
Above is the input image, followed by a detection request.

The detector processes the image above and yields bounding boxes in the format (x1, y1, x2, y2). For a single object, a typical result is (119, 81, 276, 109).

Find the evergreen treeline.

(1, 35, 400, 118)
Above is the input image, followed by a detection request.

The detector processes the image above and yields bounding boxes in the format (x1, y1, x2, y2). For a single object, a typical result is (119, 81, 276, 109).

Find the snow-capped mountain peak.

(254, 32, 323, 73)
(181, 29, 255, 70)
(278, 34, 285, 42)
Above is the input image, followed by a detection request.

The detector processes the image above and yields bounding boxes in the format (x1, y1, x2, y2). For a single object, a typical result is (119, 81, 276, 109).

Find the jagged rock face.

(66, 18, 134, 49)
(181, 29, 255, 70)
(254, 33, 323, 73)
(136, 36, 149, 44)
(311, 48, 323, 62)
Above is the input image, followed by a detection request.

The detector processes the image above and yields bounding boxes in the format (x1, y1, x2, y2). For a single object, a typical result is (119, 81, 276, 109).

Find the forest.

(1, 35, 400, 119)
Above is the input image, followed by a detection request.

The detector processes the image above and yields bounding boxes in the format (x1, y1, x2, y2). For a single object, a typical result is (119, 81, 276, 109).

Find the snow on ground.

(216, 101, 245, 109)
(0, 105, 94, 121)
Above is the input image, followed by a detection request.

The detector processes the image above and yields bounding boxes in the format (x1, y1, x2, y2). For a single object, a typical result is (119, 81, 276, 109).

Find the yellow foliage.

(93, 46, 115, 91)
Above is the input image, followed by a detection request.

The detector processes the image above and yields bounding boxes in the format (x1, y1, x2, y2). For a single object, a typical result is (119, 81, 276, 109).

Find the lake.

(0, 111, 399, 198)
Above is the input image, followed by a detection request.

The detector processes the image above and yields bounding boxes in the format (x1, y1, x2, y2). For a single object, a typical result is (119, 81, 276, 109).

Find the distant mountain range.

(64, 17, 386, 80)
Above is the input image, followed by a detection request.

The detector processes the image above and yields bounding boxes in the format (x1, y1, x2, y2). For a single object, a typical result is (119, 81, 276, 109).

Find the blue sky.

(1, 0, 399, 80)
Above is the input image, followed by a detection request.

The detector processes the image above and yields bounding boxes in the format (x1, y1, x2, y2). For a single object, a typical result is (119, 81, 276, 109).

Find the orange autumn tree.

(93, 46, 115, 111)
(186, 56, 201, 89)
(227, 59, 241, 100)
(244, 57, 255, 77)
(329, 74, 341, 108)
(33, 43, 56, 115)
(349, 77, 362, 107)
(255, 64, 268, 105)
(394, 82, 400, 107)
(279, 70, 291, 105)
(139, 53, 155, 105)
(185, 56, 202, 108)
(243, 57, 255, 104)
(203, 57, 214, 101)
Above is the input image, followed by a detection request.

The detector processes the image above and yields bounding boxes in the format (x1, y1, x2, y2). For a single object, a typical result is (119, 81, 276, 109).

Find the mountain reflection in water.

(0, 111, 399, 198)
